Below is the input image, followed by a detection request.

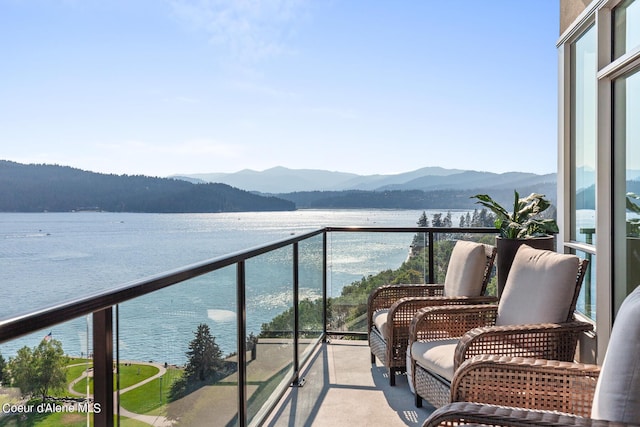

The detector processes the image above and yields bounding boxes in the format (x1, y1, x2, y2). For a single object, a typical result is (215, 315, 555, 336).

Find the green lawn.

(69, 363, 159, 395)
(0, 411, 151, 427)
(64, 361, 182, 416)
(120, 367, 182, 415)
(1, 361, 174, 426)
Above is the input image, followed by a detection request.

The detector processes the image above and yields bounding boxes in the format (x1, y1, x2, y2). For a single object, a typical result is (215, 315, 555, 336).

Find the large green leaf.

(471, 190, 557, 239)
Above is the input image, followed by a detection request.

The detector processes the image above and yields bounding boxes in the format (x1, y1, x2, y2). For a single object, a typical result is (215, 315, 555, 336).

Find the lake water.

(0, 209, 470, 363)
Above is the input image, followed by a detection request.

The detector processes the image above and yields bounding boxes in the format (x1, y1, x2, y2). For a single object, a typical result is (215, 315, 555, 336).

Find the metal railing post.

(237, 261, 247, 426)
(291, 242, 303, 386)
(428, 231, 435, 283)
(93, 307, 114, 427)
(115, 305, 120, 426)
(323, 231, 327, 338)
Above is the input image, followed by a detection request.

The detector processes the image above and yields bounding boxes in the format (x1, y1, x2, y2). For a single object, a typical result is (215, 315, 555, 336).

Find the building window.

(571, 26, 597, 246)
(575, 249, 596, 320)
(613, 68, 640, 312)
(613, 0, 640, 60)
(569, 24, 597, 320)
(560, 0, 640, 360)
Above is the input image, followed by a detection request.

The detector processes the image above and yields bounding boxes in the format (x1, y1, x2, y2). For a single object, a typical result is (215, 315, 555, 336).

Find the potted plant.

(472, 191, 559, 295)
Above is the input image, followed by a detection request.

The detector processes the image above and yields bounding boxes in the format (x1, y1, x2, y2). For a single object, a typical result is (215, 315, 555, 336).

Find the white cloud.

(96, 138, 242, 157)
(167, 0, 306, 62)
(62, 138, 249, 176)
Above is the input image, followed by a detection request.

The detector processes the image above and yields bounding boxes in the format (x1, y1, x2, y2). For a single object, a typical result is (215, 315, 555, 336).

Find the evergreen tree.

(184, 324, 222, 382)
(478, 208, 489, 227)
(471, 209, 479, 226)
(431, 213, 443, 227)
(470, 208, 495, 227)
(417, 211, 429, 227)
(443, 211, 453, 228)
(412, 211, 430, 248)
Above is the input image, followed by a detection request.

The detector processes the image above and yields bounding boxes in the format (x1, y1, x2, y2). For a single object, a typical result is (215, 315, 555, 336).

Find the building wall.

(558, 0, 640, 364)
(560, 0, 593, 34)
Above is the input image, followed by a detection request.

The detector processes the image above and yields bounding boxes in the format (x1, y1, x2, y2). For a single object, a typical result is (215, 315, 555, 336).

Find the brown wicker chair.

(409, 245, 592, 408)
(422, 285, 640, 426)
(368, 240, 497, 386)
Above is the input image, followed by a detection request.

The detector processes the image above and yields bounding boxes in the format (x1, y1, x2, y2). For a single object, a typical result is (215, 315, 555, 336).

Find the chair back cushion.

(496, 245, 579, 326)
(591, 286, 640, 422)
(443, 241, 487, 297)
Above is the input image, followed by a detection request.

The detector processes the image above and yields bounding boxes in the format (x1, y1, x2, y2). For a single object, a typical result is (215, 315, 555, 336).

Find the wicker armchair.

(423, 285, 640, 426)
(368, 241, 497, 386)
(409, 245, 592, 408)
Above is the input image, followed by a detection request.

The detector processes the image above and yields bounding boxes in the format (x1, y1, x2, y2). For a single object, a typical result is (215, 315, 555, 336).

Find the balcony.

(0, 226, 497, 426)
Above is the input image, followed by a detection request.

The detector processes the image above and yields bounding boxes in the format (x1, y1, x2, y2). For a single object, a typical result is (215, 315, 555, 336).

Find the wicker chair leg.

(371, 352, 376, 363)
(415, 393, 422, 408)
(389, 368, 396, 386)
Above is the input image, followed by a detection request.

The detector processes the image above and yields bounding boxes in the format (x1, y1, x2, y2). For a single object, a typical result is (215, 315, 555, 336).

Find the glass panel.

(298, 235, 324, 362)
(246, 246, 294, 424)
(326, 225, 498, 334)
(614, 68, 640, 314)
(118, 268, 238, 427)
(614, 0, 640, 60)
(327, 231, 416, 334)
(0, 319, 94, 425)
(574, 250, 597, 320)
(571, 26, 597, 244)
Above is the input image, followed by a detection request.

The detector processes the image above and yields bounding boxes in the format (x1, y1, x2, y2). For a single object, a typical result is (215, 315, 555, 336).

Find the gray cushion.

(496, 245, 579, 326)
(411, 339, 458, 381)
(443, 241, 487, 297)
(406, 346, 415, 393)
(591, 286, 640, 422)
(372, 309, 389, 339)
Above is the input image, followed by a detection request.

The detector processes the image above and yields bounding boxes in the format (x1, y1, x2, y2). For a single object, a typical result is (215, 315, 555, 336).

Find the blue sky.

(1, 0, 560, 177)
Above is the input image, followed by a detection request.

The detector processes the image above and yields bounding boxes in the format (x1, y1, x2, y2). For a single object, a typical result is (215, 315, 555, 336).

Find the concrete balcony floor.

(265, 340, 435, 426)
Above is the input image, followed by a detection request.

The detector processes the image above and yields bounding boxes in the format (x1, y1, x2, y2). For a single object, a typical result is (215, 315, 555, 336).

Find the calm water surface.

(0, 209, 467, 362)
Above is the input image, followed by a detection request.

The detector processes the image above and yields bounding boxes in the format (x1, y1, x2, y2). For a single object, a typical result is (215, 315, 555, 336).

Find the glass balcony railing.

(0, 227, 498, 427)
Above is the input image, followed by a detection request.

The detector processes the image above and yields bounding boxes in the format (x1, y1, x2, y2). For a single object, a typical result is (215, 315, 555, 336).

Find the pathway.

(67, 361, 173, 426)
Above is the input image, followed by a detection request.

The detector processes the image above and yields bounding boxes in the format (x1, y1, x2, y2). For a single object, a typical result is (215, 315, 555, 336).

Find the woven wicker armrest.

(367, 284, 445, 329)
(423, 402, 609, 427)
(451, 355, 600, 417)
(453, 321, 594, 370)
(409, 304, 499, 342)
(388, 296, 499, 341)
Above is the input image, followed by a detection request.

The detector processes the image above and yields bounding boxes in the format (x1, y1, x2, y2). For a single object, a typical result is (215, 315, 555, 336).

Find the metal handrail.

(0, 226, 494, 340)
(0, 228, 326, 342)
(0, 225, 497, 427)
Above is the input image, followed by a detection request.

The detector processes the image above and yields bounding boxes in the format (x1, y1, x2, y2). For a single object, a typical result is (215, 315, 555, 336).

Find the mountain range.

(174, 166, 557, 194)
(0, 160, 563, 213)
(7, 160, 640, 213)
(0, 161, 294, 213)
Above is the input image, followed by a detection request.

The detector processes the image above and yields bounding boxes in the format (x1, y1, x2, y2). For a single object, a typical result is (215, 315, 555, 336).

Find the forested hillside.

(259, 219, 498, 337)
(279, 183, 557, 210)
(0, 161, 295, 213)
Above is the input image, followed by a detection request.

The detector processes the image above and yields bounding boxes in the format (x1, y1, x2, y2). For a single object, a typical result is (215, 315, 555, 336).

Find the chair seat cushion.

(411, 339, 458, 382)
(372, 309, 389, 339)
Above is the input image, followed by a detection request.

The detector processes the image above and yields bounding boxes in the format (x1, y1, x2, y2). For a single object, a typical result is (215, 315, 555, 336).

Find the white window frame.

(558, 0, 640, 362)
